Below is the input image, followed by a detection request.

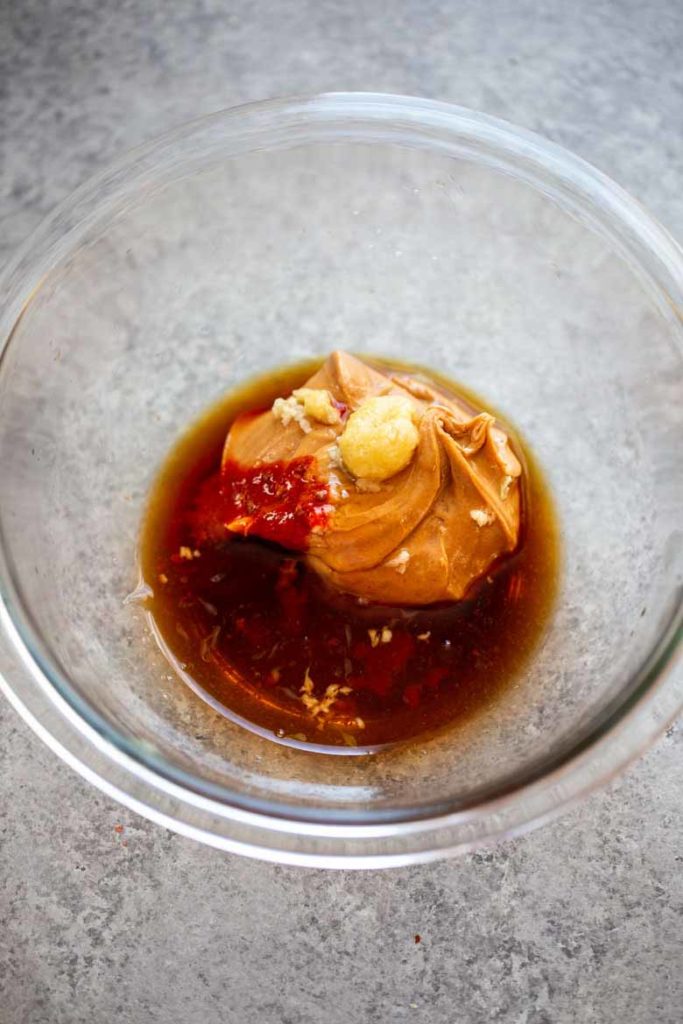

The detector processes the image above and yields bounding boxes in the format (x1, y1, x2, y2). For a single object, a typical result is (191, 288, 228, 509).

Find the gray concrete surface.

(1, 2, 682, 1022)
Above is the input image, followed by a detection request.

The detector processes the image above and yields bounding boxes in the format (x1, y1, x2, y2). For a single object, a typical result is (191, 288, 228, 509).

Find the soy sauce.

(140, 359, 559, 751)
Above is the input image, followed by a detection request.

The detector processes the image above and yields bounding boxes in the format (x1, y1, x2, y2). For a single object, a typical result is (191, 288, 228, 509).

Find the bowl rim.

(1, 91, 682, 867)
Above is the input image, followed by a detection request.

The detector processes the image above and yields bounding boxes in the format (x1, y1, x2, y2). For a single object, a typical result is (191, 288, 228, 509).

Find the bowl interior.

(0, 110, 681, 822)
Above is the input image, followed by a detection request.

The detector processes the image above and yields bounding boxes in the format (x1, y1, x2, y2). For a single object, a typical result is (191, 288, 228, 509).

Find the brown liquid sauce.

(140, 358, 560, 753)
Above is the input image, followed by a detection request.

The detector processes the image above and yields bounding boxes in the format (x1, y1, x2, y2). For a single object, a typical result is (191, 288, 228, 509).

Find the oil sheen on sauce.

(140, 358, 560, 752)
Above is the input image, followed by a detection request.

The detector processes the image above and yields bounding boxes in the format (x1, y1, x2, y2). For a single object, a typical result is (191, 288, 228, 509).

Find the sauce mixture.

(140, 359, 560, 751)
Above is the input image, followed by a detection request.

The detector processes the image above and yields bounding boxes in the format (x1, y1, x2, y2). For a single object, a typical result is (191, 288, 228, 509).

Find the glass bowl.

(0, 93, 681, 868)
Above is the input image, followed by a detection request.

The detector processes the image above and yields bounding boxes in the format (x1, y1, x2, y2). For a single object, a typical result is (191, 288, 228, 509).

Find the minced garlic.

(369, 626, 393, 645)
(178, 546, 201, 560)
(272, 387, 341, 434)
(385, 548, 410, 574)
(272, 395, 312, 433)
(470, 508, 495, 527)
(327, 443, 343, 469)
(327, 472, 349, 502)
(299, 668, 351, 718)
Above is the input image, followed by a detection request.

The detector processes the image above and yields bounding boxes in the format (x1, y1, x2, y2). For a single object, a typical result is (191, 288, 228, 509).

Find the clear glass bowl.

(0, 93, 681, 868)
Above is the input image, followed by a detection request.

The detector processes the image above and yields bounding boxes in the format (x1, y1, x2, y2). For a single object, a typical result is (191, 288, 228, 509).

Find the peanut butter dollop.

(222, 351, 522, 605)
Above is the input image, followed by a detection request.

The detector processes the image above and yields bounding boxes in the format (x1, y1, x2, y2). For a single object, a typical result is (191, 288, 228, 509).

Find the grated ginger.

(339, 395, 420, 481)
(292, 387, 341, 425)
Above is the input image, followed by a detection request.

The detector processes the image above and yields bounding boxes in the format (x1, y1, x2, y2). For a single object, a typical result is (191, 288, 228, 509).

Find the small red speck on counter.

(414, 934, 421, 944)
(113, 823, 124, 834)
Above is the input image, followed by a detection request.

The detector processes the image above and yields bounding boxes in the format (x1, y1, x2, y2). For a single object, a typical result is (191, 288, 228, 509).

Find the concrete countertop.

(1, 2, 681, 1022)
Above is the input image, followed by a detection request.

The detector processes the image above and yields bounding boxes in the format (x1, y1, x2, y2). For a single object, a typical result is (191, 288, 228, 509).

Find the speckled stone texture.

(0, 2, 681, 1022)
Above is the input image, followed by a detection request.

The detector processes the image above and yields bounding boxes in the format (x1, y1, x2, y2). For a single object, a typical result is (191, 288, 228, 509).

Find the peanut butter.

(222, 351, 522, 605)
